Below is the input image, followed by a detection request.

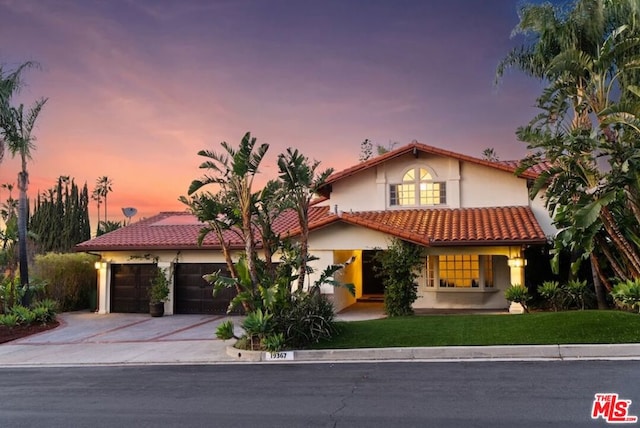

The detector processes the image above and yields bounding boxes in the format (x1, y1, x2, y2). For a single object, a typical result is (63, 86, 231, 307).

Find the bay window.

(427, 255, 493, 289)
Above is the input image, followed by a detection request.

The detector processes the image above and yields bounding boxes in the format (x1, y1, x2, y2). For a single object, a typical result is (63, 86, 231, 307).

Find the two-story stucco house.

(76, 142, 554, 315)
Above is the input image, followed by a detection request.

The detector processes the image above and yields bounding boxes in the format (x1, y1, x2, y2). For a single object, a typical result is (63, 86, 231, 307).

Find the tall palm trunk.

(103, 193, 108, 223)
(241, 207, 259, 289)
(600, 207, 640, 277)
(17, 165, 29, 306)
(297, 210, 309, 292)
(590, 253, 608, 309)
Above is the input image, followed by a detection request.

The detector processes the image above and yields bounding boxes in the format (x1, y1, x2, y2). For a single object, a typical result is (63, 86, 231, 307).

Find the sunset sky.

(0, 0, 551, 228)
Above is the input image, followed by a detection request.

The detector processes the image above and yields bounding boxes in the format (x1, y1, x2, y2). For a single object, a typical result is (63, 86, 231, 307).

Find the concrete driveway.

(0, 312, 241, 367)
(0, 304, 385, 367)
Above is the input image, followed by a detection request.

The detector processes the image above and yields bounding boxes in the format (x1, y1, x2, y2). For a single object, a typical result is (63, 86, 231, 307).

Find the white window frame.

(389, 167, 446, 207)
(426, 255, 494, 289)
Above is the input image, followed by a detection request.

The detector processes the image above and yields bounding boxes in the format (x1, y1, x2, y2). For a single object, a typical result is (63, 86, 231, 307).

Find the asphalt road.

(0, 361, 637, 427)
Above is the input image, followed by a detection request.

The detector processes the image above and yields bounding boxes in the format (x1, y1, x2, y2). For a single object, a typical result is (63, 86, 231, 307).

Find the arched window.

(389, 167, 446, 206)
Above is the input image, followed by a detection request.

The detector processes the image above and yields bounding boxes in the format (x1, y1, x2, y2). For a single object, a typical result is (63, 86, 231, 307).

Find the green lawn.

(314, 310, 640, 349)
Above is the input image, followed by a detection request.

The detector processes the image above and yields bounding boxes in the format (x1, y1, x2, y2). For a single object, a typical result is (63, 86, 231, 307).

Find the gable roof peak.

(324, 141, 540, 187)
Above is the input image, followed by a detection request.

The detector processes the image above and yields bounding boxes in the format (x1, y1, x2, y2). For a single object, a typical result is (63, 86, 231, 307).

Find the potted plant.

(149, 267, 170, 317)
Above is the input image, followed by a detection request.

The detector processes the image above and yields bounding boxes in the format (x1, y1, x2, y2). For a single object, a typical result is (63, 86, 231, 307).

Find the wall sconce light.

(507, 257, 526, 269)
(94, 261, 107, 270)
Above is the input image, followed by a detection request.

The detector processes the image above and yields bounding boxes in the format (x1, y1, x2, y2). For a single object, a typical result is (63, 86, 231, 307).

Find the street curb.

(227, 343, 640, 363)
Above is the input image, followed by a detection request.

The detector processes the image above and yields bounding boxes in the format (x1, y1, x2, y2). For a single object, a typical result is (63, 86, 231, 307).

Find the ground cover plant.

(314, 310, 640, 349)
(0, 298, 59, 344)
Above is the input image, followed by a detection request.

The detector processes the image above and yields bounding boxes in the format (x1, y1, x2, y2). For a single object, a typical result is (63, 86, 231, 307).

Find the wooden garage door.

(110, 264, 156, 313)
(174, 263, 240, 314)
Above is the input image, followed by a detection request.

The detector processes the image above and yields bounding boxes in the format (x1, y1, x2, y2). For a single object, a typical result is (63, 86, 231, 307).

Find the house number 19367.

(265, 351, 294, 361)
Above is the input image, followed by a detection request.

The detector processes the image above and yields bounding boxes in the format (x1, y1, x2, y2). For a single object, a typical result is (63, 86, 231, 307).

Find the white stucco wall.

(329, 153, 464, 212)
(308, 222, 394, 251)
(531, 192, 556, 237)
(459, 162, 530, 207)
(328, 153, 539, 213)
(329, 168, 384, 213)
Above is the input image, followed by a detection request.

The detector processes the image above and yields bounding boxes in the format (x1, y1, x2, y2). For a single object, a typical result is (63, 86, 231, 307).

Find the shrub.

(375, 239, 423, 317)
(241, 309, 274, 350)
(10, 305, 36, 325)
(537, 281, 564, 311)
(32, 252, 98, 311)
(215, 320, 238, 341)
(505, 284, 531, 313)
(611, 279, 640, 313)
(272, 292, 337, 349)
(565, 279, 592, 310)
(32, 299, 58, 324)
(0, 275, 23, 313)
(263, 333, 286, 352)
(149, 267, 170, 304)
(0, 313, 19, 327)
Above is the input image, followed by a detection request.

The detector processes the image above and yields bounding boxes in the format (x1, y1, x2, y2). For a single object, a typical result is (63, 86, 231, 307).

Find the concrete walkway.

(0, 306, 638, 367)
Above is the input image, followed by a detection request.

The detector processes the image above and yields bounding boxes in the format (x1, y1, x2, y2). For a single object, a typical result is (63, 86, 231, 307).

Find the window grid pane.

(484, 256, 493, 288)
(390, 184, 398, 205)
(420, 182, 446, 205)
(427, 256, 436, 287)
(419, 168, 432, 181)
(397, 183, 415, 205)
(438, 255, 480, 288)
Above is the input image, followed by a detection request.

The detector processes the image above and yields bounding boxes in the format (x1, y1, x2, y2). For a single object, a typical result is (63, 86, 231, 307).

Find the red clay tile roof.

(339, 207, 547, 246)
(323, 142, 543, 189)
(75, 212, 242, 252)
(499, 160, 553, 176)
(75, 208, 336, 252)
(76, 206, 546, 252)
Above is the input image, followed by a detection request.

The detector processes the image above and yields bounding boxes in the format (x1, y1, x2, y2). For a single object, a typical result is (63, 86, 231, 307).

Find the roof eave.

(74, 244, 247, 252)
(428, 238, 548, 247)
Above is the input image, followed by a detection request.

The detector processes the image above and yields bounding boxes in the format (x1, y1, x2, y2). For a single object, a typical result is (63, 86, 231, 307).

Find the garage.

(174, 263, 240, 314)
(110, 264, 156, 313)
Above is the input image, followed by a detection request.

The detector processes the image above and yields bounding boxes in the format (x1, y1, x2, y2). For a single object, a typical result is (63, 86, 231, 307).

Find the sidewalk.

(0, 308, 638, 367)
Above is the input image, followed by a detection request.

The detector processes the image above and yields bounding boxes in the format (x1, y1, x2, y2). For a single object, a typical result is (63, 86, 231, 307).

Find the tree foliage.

(497, 0, 640, 305)
(277, 147, 333, 291)
(30, 176, 91, 253)
(183, 132, 353, 350)
(375, 238, 423, 317)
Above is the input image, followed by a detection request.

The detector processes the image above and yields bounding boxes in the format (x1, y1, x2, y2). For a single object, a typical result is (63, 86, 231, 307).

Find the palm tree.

(481, 148, 500, 162)
(95, 176, 113, 226)
(277, 148, 333, 292)
(3, 99, 47, 305)
(0, 62, 37, 166)
(91, 188, 102, 235)
(253, 179, 285, 278)
(188, 132, 269, 290)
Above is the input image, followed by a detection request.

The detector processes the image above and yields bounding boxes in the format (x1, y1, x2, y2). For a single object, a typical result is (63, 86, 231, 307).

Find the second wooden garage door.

(174, 263, 240, 314)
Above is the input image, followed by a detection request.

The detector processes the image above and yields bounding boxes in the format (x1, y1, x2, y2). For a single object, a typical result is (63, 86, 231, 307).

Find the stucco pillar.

(158, 261, 173, 316)
(507, 249, 526, 314)
(96, 261, 109, 314)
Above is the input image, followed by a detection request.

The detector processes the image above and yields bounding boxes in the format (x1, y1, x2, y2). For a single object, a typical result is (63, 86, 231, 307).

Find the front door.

(362, 250, 384, 295)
